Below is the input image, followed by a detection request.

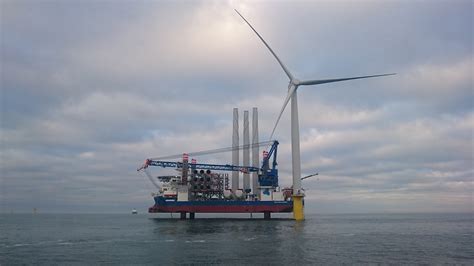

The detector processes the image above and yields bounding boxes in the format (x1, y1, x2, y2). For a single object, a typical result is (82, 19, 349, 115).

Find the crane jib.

(146, 141, 279, 174)
(148, 160, 260, 172)
(145, 141, 279, 187)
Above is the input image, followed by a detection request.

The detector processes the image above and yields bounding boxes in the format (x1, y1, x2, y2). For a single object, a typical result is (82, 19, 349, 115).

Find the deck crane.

(138, 140, 281, 190)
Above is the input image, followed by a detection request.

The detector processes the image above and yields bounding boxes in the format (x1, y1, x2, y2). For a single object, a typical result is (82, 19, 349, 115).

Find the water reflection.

(146, 217, 308, 264)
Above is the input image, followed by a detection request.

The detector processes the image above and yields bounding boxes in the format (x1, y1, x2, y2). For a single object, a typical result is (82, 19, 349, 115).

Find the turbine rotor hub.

(291, 78, 300, 86)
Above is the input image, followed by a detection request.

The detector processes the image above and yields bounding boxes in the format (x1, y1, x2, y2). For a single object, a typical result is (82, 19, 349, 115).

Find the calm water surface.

(1, 213, 472, 264)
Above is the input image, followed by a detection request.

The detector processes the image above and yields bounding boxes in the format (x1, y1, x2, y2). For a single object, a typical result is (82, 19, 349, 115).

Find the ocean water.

(0, 213, 472, 265)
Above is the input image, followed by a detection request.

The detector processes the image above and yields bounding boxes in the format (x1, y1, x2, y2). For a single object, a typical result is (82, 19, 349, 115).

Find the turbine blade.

(235, 9, 294, 80)
(299, 73, 396, 86)
(269, 84, 297, 140)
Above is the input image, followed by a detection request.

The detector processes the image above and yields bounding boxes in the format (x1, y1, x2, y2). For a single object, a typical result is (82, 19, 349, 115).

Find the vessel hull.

(149, 196, 293, 213)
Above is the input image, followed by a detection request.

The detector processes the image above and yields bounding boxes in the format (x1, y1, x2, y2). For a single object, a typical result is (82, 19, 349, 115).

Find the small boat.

(132, 209, 138, 214)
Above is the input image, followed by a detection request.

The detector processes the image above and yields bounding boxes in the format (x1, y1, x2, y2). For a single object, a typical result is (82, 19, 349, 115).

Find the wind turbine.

(235, 10, 395, 220)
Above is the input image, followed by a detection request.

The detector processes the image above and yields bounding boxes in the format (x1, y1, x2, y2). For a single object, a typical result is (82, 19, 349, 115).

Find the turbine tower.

(235, 10, 395, 220)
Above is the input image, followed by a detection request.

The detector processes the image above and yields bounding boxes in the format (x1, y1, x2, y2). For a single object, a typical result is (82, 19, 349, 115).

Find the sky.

(1, 0, 472, 214)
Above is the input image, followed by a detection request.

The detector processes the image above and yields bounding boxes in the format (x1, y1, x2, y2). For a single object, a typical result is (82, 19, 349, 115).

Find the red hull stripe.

(149, 196, 294, 213)
(149, 205, 293, 213)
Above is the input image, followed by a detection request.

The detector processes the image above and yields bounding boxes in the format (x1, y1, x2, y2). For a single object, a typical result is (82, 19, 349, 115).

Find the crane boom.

(148, 160, 260, 172)
(139, 141, 280, 187)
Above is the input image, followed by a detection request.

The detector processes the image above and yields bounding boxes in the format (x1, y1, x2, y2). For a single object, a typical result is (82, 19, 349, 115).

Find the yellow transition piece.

(293, 195, 305, 221)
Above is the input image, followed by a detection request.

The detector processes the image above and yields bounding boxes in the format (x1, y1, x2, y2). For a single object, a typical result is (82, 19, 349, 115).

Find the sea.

(1, 213, 472, 265)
